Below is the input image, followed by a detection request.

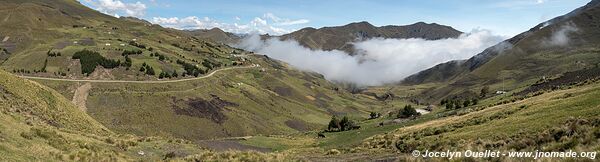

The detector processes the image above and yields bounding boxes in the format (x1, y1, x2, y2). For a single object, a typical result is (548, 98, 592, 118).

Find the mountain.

(185, 28, 242, 45)
(401, 0, 600, 102)
(279, 21, 463, 54)
(0, 0, 383, 144)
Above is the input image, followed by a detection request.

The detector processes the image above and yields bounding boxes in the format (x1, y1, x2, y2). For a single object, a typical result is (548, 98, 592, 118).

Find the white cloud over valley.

(236, 30, 506, 86)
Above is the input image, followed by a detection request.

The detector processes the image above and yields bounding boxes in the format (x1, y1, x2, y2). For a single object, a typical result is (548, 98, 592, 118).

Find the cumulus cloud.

(152, 13, 307, 35)
(82, 0, 147, 17)
(542, 22, 579, 47)
(236, 30, 505, 86)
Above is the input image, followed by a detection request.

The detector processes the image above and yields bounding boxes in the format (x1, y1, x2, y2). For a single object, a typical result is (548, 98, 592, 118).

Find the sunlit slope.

(401, 0, 600, 103)
(36, 55, 383, 141)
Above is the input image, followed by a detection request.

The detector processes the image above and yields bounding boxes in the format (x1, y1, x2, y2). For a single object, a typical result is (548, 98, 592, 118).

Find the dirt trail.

(19, 65, 256, 83)
(72, 83, 92, 112)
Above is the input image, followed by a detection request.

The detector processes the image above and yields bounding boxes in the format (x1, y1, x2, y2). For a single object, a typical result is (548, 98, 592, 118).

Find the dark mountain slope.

(279, 21, 463, 54)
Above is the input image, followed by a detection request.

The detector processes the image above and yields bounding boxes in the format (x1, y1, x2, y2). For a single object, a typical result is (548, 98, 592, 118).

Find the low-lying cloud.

(236, 30, 505, 86)
(542, 22, 579, 47)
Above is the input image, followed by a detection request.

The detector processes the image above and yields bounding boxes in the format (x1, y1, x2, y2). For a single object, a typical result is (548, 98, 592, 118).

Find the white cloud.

(236, 30, 506, 86)
(264, 13, 310, 26)
(81, 0, 147, 17)
(151, 13, 307, 35)
(542, 22, 578, 47)
(536, 0, 546, 4)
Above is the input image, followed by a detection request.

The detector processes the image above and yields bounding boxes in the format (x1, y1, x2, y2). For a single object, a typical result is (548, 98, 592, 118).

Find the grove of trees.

(72, 49, 121, 75)
(327, 116, 360, 132)
(397, 105, 420, 118)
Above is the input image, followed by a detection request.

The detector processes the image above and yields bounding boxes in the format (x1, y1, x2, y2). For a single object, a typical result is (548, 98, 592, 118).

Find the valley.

(0, 0, 599, 161)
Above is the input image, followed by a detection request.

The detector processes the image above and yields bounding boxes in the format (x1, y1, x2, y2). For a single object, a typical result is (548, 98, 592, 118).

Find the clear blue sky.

(80, 0, 590, 36)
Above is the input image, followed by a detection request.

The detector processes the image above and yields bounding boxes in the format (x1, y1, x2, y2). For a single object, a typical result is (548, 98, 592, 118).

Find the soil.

(72, 83, 92, 112)
(172, 95, 238, 124)
(284, 119, 309, 131)
(516, 67, 600, 96)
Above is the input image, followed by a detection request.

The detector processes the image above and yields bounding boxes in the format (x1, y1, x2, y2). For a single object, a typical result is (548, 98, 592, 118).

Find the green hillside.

(399, 0, 600, 104)
(0, 0, 385, 145)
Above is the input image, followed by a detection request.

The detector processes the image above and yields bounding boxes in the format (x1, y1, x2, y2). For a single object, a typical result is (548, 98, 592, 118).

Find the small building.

(496, 91, 507, 94)
(105, 43, 111, 46)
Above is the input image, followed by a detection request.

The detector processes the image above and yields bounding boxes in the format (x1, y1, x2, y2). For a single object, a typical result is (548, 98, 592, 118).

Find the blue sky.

(80, 0, 590, 36)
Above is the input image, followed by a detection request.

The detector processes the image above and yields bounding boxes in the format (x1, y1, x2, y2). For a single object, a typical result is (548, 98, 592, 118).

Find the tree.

(139, 66, 146, 72)
(369, 112, 380, 119)
(446, 102, 454, 109)
(472, 98, 479, 105)
(340, 116, 350, 131)
(172, 70, 178, 78)
(481, 86, 490, 97)
(463, 100, 471, 107)
(146, 66, 155, 75)
(397, 105, 420, 118)
(454, 101, 462, 109)
(327, 116, 340, 132)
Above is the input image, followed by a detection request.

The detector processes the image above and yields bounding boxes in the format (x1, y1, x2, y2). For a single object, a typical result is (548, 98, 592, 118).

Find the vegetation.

(440, 98, 478, 110)
(72, 49, 121, 75)
(327, 116, 360, 132)
(176, 59, 205, 77)
(47, 50, 62, 57)
(396, 105, 420, 118)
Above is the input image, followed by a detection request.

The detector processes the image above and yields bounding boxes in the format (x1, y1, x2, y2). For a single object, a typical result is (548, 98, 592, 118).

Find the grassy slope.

(400, 0, 600, 103)
(35, 55, 384, 142)
(230, 79, 600, 161)
(0, 68, 299, 161)
(0, 0, 387, 143)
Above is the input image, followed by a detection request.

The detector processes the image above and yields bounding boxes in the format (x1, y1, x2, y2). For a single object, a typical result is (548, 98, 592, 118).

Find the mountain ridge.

(279, 21, 463, 54)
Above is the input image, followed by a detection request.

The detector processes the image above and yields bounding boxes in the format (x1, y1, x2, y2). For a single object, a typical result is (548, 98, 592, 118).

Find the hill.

(185, 28, 242, 45)
(279, 21, 463, 54)
(0, 0, 384, 144)
(400, 0, 600, 103)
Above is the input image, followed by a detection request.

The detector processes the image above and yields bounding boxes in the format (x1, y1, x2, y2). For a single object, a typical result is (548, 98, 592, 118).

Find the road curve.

(18, 65, 257, 84)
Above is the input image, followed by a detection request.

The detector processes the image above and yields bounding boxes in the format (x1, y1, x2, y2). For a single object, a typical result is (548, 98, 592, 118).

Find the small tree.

(454, 101, 462, 109)
(172, 70, 179, 78)
(397, 105, 420, 118)
(369, 112, 380, 119)
(480, 86, 490, 97)
(340, 116, 350, 131)
(328, 116, 340, 132)
(463, 100, 471, 107)
(146, 66, 155, 75)
(472, 98, 479, 105)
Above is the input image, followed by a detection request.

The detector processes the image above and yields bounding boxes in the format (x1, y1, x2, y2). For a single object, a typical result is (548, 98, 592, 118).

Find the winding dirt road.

(18, 65, 257, 83)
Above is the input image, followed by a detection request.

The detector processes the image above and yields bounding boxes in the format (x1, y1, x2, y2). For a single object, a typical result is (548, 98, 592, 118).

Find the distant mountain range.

(280, 21, 462, 54)
(187, 21, 463, 54)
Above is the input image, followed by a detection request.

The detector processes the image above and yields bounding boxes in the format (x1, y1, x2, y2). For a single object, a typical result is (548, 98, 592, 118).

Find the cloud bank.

(152, 13, 308, 35)
(236, 30, 505, 86)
